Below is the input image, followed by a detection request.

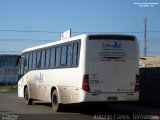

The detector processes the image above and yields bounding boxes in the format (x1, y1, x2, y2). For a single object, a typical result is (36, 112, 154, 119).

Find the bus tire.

(51, 90, 61, 112)
(24, 87, 33, 105)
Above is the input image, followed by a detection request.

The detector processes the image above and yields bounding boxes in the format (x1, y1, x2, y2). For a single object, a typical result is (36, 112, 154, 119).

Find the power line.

(0, 29, 154, 34)
(147, 31, 160, 33)
(139, 52, 160, 53)
(0, 38, 160, 42)
(139, 40, 160, 42)
(0, 49, 160, 53)
(0, 51, 20, 53)
(0, 29, 159, 33)
(0, 39, 51, 42)
(0, 30, 61, 34)
(139, 39, 160, 41)
(72, 31, 144, 34)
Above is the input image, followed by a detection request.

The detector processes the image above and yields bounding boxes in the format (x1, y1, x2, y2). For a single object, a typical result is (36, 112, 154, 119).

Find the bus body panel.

(86, 39, 139, 94)
(18, 35, 87, 104)
(80, 90, 139, 102)
(88, 61, 137, 93)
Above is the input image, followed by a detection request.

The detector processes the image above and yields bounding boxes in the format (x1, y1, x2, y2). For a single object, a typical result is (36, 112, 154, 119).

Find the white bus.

(18, 34, 139, 112)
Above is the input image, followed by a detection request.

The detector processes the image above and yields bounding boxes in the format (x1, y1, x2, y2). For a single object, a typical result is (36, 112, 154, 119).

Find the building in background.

(139, 56, 160, 104)
(0, 55, 20, 85)
(139, 56, 160, 68)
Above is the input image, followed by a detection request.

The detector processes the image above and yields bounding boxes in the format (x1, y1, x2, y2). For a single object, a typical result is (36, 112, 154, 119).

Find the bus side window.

(55, 47, 61, 68)
(50, 48, 55, 68)
(36, 51, 41, 68)
(41, 50, 46, 68)
(61, 45, 67, 67)
(18, 55, 25, 78)
(25, 53, 29, 70)
(29, 53, 33, 69)
(32, 52, 37, 69)
(19, 58, 24, 75)
(73, 43, 79, 66)
(67, 44, 73, 67)
(45, 49, 50, 68)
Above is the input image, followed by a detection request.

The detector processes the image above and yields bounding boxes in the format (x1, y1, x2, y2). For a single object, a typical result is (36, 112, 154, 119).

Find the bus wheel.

(24, 87, 33, 105)
(51, 90, 61, 112)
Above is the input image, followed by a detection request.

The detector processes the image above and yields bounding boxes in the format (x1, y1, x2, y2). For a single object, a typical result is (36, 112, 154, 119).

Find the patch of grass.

(0, 85, 18, 91)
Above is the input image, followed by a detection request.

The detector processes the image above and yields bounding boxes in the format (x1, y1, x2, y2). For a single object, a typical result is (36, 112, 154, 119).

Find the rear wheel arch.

(50, 86, 62, 112)
(50, 86, 61, 103)
(24, 85, 28, 96)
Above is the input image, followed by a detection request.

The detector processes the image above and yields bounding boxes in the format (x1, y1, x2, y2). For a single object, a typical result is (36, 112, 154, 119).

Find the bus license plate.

(107, 97, 118, 101)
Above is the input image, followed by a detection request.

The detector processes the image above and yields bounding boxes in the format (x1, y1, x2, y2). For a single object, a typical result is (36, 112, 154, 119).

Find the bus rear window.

(87, 39, 137, 60)
(89, 35, 135, 41)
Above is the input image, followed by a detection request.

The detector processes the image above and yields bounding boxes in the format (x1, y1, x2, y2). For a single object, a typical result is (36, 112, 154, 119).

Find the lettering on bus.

(99, 51, 126, 57)
(89, 74, 99, 85)
(102, 42, 122, 50)
(34, 72, 44, 81)
(98, 51, 126, 61)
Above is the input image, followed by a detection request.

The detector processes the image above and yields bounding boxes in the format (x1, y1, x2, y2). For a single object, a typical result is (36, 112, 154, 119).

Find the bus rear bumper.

(80, 91, 139, 102)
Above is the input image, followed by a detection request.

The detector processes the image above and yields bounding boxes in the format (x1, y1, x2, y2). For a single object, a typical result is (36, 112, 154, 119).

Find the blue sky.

(0, 0, 160, 56)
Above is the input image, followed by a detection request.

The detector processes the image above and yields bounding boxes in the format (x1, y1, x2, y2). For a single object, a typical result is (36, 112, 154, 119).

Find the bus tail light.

(82, 74, 90, 92)
(134, 74, 140, 92)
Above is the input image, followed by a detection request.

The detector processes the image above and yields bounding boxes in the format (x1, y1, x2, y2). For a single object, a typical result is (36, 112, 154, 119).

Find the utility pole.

(144, 17, 147, 56)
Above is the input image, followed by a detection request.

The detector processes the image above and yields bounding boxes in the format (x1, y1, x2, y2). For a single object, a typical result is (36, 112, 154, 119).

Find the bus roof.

(21, 34, 87, 54)
(21, 34, 136, 54)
